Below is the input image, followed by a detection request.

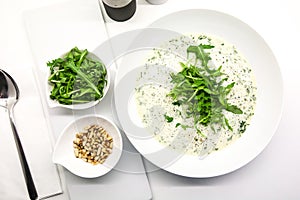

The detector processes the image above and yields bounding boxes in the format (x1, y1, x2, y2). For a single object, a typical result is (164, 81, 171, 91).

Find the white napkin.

(23, 0, 152, 199)
(0, 67, 62, 199)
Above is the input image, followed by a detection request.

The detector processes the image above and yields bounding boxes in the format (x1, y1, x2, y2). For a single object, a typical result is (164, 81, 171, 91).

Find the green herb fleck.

(239, 121, 248, 133)
(164, 114, 174, 123)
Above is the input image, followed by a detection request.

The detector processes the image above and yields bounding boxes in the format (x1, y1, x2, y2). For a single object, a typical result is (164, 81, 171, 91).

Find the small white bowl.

(52, 114, 123, 178)
(46, 52, 110, 110)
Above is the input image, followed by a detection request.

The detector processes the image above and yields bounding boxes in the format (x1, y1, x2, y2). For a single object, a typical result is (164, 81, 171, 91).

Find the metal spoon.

(0, 69, 38, 200)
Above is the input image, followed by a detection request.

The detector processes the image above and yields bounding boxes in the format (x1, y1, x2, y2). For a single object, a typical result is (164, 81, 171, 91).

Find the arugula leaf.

(224, 117, 233, 131)
(226, 104, 243, 114)
(187, 44, 214, 68)
(168, 43, 243, 136)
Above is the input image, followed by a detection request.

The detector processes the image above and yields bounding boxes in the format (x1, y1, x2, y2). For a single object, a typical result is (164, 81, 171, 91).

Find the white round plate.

(113, 9, 283, 178)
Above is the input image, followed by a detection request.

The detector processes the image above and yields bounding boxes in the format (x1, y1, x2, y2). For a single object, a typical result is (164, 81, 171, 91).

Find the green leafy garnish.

(47, 47, 107, 105)
(167, 43, 243, 136)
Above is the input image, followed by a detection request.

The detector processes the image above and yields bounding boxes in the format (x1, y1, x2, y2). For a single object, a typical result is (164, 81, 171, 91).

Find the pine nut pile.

(73, 124, 113, 165)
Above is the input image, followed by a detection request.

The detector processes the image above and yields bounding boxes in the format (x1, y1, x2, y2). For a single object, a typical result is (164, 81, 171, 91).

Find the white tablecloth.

(1, 0, 300, 199)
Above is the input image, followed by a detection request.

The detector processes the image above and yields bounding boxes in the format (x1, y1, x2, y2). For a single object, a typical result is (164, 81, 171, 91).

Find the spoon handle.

(9, 113, 38, 200)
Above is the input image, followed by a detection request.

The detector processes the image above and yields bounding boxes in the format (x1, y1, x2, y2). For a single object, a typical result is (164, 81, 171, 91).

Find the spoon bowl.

(0, 70, 18, 107)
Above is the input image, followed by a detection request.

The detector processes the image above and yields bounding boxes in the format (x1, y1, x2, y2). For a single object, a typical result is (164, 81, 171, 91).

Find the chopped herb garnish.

(181, 124, 191, 130)
(239, 121, 248, 133)
(164, 114, 174, 123)
(227, 135, 233, 141)
(175, 123, 181, 128)
(172, 101, 181, 106)
(174, 123, 191, 130)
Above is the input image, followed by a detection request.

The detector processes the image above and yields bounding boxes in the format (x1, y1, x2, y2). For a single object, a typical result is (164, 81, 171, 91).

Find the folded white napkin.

(0, 67, 62, 199)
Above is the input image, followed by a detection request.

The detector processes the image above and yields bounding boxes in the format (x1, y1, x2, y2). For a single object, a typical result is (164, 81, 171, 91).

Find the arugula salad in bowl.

(46, 47, 110, 109)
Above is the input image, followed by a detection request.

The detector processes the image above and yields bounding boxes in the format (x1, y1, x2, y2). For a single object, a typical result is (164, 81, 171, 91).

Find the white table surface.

(1, 0, 300, 199)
